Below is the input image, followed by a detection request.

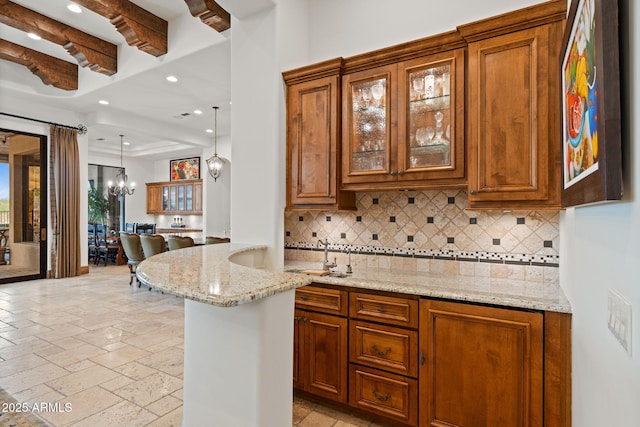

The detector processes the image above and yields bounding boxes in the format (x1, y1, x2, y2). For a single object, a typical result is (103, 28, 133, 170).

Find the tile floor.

(0, 266, 389, 427)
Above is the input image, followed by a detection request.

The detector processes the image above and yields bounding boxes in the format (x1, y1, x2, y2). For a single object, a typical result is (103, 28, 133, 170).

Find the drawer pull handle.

(371, 389, 391, 402)
(300, 295, 308, 301)
(377, 306, 386, 313)
(372, 345, 392, 356)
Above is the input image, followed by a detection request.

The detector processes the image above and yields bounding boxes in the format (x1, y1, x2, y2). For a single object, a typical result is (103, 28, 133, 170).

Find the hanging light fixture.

(108, 135, 135, 196)
(205, 106, 225, 181)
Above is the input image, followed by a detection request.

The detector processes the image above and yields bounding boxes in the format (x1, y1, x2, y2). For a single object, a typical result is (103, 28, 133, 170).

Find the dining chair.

(125, 222, 136, 233)
(167, 235, 195, 251)
(95, 229, 119, 266)
(120, 232, 145, 287)
(88, 224, 98, 264)
(140, 234, 167, 259)
(204, 236, 230, 244)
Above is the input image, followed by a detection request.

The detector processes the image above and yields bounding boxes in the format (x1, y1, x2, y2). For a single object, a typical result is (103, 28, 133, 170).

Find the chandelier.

(205, 106, 225, 181)
(108, 134, 135, 196)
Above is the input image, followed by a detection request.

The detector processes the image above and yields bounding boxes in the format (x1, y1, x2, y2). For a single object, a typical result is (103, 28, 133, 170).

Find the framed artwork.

(170, 157, 200, 181)
(561, 0, 622, 207)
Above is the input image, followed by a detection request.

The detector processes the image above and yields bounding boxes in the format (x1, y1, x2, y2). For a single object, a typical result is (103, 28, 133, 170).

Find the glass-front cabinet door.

(397, 49, 465, 182)
(342, 64, 396, 185)
(342, 50, 464, 190)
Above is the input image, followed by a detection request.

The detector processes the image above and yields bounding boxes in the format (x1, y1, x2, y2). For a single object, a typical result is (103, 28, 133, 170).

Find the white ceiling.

(0, 0, 233, 160)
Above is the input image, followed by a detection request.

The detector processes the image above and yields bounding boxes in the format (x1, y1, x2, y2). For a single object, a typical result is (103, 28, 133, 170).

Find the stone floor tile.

(45, 365, 121, 397)
(89, 345, 151, 369)
(38, 386, 122, 426)
(144, 394, 182, 416)
(298, 410, 338, 427)
(68, 400, 157, 427)
(143, 407, 182, 427)
(1, 363, 69, 394)
(135, 347, 183, 377)
(114, 372, 182, 407)
(112, 362, 157, 381)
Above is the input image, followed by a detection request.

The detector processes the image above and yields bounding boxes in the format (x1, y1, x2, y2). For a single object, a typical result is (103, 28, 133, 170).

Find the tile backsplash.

(284, 190, 559, 267)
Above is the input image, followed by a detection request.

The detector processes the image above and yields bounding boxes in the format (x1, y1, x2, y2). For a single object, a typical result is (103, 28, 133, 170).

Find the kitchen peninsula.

(136, 243, 311, 426)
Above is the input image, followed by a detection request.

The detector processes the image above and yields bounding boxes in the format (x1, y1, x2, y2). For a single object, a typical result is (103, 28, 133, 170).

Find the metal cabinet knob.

(470, 189, 477, 195)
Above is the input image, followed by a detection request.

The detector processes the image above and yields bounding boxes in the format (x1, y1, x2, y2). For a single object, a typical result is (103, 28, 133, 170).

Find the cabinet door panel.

(419, 299, 543, 427)
(397, 49, 465, 181)
(467, 24, 562, 207)
(342, 64, 397, 184)
(288, 76, 341, 206)
(305, 311, 348, 403)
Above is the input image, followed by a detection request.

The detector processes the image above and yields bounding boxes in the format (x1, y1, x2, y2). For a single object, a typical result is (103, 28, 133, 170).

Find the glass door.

(397, 49, 466, 181)
(342, 64, 396, 185)
(0, 129, 47, 284)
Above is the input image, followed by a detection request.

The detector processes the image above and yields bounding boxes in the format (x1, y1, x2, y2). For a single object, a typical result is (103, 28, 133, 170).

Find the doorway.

(0, 129, 47, 284)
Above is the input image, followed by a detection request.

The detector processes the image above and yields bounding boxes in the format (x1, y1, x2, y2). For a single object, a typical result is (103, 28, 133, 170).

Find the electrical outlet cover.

(607, 289, 632, 356)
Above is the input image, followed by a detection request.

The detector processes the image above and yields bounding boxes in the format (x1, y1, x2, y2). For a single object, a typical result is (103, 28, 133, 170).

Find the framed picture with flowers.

(561, 0, 622, 207)
(170, 157, 200, 181)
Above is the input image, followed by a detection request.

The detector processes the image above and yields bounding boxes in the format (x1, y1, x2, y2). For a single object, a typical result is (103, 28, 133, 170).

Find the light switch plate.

(607, 289, 632, 356)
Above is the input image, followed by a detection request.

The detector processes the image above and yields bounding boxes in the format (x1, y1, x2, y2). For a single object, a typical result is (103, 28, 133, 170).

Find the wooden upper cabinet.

(284, 59, 355, 211)
(419, 299, 544, 427)
(341, 45, 466, 191)
(461, 0, 566, 209)
(145, 180, 203, 215)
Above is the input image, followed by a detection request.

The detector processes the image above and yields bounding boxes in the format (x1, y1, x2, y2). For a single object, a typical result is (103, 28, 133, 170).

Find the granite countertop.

(136, 244, 570, 313)
(155, 228, 203, 233)
(284, 261, 571, 313)
(136, 244, 311, 307)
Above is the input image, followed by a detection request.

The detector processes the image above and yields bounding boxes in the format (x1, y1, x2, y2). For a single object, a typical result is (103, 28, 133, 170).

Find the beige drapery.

(49, 126, 81, 278)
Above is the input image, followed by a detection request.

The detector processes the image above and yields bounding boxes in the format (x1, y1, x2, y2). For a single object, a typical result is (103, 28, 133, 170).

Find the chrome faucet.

(345, 248, 353, 274)
(317, 238, 337, 271)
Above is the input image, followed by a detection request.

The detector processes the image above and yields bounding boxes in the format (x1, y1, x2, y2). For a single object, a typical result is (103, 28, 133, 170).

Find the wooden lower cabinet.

(295, 285, 570, 427)
(294, 308, 348, 403)
(350, 365, 418, 426)
(419, 299, 544, 427)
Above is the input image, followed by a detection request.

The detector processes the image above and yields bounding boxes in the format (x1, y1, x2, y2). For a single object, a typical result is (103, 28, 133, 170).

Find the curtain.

(50, 126, 80, 278)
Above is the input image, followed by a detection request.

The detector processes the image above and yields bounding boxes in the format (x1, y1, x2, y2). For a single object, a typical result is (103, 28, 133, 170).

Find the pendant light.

(108, 135, 135, 196)
(206, 106, 225, 181)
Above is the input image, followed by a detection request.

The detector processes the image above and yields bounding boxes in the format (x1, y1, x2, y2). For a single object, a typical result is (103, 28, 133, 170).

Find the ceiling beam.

(71, 0, 168, 57)
(0, 0, 117, 75)
(0, 39, 78, 91)
(184, 0, 231, 32)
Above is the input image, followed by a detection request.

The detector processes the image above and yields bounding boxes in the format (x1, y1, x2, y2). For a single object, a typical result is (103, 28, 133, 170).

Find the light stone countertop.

(136, 244, 312, 307)
(136, 244, 571, 313)
(285, 261, 572, 313)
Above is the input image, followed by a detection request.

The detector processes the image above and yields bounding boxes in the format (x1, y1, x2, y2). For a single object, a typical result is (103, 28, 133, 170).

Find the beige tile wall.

(284, 189, 559, 267)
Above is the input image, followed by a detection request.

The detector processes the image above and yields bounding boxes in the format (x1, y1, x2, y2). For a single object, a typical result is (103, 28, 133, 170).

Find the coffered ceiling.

(0, 0, 235, 160)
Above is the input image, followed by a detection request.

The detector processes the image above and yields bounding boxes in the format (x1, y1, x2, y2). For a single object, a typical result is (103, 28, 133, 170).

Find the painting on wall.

(561, 0, 622, 207)
(170, 157, 200, 181)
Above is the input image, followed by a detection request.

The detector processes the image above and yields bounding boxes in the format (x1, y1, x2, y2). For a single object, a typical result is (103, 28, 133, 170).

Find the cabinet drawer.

(350, 320, 418, 377)
(295, 286, 348, 316)
(349, 365, 418, 426)
(350, 292, 418, 328)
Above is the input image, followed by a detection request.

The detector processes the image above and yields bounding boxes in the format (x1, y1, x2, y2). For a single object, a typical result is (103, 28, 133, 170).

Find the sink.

(284, 268, 347, 278)
(328, 272, 348, 278)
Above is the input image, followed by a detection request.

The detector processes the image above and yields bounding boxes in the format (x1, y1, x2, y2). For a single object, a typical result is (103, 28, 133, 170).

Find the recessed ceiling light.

(27, 33, 41, 40)
(123, 142, 131, 146)
(166, 75, 178, 83)
(67, 3, 82, 13)
(98, 100, 109, 105)
(194, 109, 203, 115)
(206, 129, 213, 133)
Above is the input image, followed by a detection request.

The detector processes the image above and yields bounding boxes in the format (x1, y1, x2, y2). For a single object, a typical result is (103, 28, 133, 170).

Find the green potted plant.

(88, 187, 111, 227)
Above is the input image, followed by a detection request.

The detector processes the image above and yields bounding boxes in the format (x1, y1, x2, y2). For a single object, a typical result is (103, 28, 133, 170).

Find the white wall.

(560, 0, 640, 425)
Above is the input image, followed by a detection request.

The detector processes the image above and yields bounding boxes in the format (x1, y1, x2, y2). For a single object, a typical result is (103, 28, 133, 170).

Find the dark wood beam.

(0, 39, 78, 91)
(72, 0, 168, 57)
(184, 0, 231, 32)
(0, 0, 117, 75)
